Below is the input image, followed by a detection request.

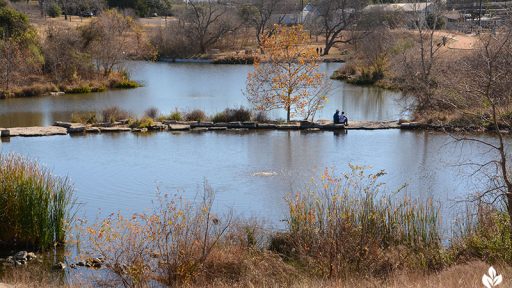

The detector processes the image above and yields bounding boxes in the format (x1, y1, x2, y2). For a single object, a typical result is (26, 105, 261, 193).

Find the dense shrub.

(70, 112, 97, 124)
(0, 154, 75, 250)
(185, 109, 207, 122)
(144, 107, 159, 119)
(211, 107, 252, 123)
(102, 106, 132, 123)
(253, 111, 269, 122)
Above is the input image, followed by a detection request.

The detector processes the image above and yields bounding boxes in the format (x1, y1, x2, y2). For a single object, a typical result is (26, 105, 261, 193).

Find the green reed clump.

(0, 154, 75, 250)
(167, 110, 183, 121)
(451, 203, 512, 263)
(111, 79, 141, 89)
(64, 85, 92, 94)
(129, 117, 154, 129)
(274, 165, 444, 278)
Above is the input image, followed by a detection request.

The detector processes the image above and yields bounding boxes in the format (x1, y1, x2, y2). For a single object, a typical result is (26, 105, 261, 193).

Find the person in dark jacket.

(333, 109, 340, 124)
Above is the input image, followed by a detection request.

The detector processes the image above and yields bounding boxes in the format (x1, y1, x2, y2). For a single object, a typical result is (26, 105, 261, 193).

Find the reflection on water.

(0, 62, 405, 127)
(0, 112, 44, 127)
(0, 130, 496, 227)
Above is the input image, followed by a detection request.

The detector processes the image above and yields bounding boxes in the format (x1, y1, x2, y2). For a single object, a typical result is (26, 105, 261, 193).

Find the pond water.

(0, 62, 405, 128)
(0, 130, 496, 227)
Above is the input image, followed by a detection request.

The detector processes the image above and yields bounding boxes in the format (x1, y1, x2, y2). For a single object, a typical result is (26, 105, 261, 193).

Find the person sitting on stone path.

(340, 111, 348, 125)
(333, 109, 340, 124)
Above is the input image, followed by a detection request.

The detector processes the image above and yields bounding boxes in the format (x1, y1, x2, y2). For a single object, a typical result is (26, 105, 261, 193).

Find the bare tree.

(81, 10, 153, 76)
(0, 4, 43, 91)
(396, 0, 448, 111)
(308, 0, 367, 55)
(38, 0, 47, 16)
(58, 0, 75, 20)
(181, 0, 239, 54)
(237, 0, 285, 47)
(357, 26, 396, 81)
(449, 29, 512, 235)
(0, 38, 20, 90)
(43, 25, 95, 82)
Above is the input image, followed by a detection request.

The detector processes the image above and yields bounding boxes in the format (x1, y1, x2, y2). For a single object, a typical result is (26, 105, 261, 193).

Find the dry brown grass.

(0, 264, 80, 288)
(2, 260, 511, 287)
(189, 247, 301, 287)
(188, 260, 512, 287)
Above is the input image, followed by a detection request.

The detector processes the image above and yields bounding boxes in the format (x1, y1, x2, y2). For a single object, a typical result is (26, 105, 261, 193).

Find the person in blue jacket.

(333, 109, 340, 124)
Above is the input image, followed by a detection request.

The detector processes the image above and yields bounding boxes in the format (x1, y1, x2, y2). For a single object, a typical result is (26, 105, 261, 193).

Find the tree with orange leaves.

(246, 25, 328, 122)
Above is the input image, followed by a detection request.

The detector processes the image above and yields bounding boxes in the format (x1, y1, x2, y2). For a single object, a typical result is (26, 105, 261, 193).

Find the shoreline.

(0, 76, 141, 100)
(0, 120, 497, 138)
(158, 57, 345, 65)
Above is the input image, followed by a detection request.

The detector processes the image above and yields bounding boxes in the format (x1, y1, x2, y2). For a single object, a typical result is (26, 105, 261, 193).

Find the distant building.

(302, 3, 318, 23)
(273, 2, 318, 25)
(362, 2, 438, 28)
(273, 13, 301, 25)
(363, 2, 436, 14)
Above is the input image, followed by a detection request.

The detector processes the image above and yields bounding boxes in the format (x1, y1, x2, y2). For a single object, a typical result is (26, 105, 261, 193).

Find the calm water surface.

(0, 130, 495, 225)
(0, 62, 405, 127)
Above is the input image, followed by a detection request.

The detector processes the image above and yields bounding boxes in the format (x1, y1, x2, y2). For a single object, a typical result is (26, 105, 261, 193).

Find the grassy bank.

(0, 154, 75, 250)
(0, 73, 141, 99)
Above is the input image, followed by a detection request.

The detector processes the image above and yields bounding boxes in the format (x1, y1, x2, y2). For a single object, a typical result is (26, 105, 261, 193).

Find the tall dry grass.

(0, 154, 75, 250)
(274, 165, 444, 278)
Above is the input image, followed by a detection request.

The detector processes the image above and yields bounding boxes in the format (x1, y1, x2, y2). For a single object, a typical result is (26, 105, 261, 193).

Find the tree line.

(14, 0, 393, 57)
